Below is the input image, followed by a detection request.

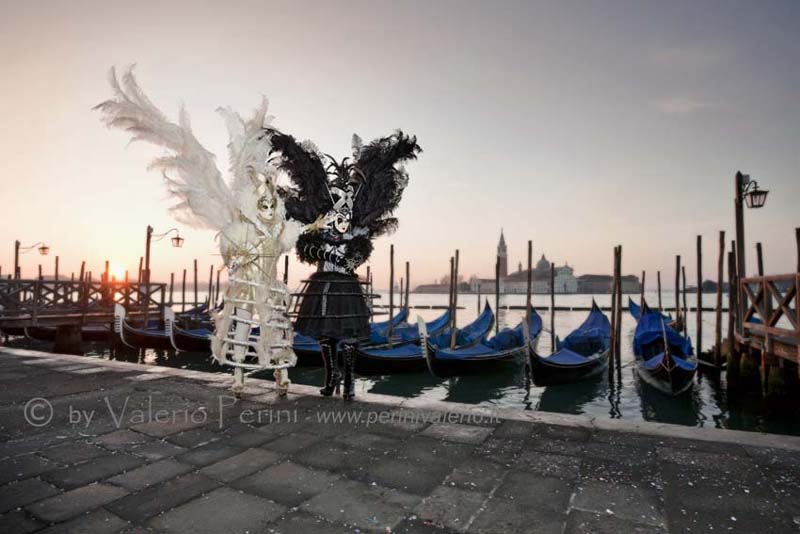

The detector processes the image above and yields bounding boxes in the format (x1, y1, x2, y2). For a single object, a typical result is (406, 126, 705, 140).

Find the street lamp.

(14, 241, 50, 279)
(144, 226, 184, 284)
(734, 171, 769, 335)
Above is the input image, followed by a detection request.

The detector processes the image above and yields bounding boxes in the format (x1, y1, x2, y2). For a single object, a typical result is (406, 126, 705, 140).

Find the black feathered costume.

(269, 130, 421, 398)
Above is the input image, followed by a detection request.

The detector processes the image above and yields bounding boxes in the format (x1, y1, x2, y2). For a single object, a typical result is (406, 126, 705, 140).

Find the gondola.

(292, 308, 418, 366)
(423, 305, 539, 378)
(528, 301, 611, 385)
(356, 303, 495, 375)
(167, 321, 213, 353)
(368, 308, 451, 346)
(114, 304, 174, 351)
(628, 297, 673, 324)
(24, 324, 111, 343)
(632, 302, 696, 395)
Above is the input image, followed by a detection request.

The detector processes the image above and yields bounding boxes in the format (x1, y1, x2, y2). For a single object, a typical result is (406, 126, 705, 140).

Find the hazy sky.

(1, 0, 798, 289)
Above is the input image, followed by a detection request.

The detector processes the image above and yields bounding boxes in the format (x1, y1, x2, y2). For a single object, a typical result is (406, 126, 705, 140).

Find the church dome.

(536, 254, 550, 271)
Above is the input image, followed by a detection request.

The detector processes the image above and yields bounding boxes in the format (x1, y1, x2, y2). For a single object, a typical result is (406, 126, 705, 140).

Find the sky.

(1, 0, 798, 290)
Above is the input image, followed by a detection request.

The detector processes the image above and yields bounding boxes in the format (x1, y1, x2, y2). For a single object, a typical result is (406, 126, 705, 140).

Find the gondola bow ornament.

(95, 66, 306, 395)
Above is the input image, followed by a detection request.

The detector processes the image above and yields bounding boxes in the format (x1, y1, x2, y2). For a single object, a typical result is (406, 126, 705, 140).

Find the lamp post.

(143, 226, 184, 284)
(14, 241, 50, 279)
(734, 171, 769, 335)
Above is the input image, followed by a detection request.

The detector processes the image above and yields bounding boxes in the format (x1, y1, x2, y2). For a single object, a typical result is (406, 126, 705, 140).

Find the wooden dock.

(0, 279, 165, 328)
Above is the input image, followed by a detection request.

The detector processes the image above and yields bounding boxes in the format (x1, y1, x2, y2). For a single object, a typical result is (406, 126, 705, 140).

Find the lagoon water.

(9, 290, 799, 436)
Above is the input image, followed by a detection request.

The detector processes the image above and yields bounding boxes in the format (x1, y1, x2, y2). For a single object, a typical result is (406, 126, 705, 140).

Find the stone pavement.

(0, 348, 799, 533)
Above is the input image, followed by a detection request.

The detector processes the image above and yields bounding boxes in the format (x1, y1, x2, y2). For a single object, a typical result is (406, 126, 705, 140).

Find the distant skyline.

(1, 0, 798, 290)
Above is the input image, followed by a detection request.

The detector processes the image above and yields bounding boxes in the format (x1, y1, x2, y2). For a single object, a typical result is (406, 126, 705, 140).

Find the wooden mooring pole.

(215, 269, 221, 305)
(715, 231, 725, 364)
(756, 242, 764, 276)
(681, 266, 688, 335)
(477, 284, 481, 314)
(54, 256, 59, 281)
(615, 246, 623, 364)
(609, 247, 618, 378)
(388, 245, 395, 343)
(193, 259, 198, 310)
(674, 255, 681, 327)
(549, 262, 555, 351)
(79, 261, 85, 282)
(657, 271, 662, 311)
(526, 240, 532, 325)
(181, 269, 187, 313)
(137, 257, 143, 284)
(405, 261, 410, 311)
(726, 249, 737, 371)
(450, 250, 460, 348)
(399, 278, 404, 310)
(640, 270, 645, 306)
(696, 235, 703, 355)
(495, 256, 500, 335)
(283, 255, 289, 285)
(207, 265, 213, 306)
(796, 227, 800, 272)
(169, 273, 174, 305)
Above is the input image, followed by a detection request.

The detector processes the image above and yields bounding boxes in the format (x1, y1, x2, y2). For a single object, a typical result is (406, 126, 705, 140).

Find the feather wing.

(95, 66, 235, 230)
(268, 130, 332, 224)
(353, 130, 421, 235)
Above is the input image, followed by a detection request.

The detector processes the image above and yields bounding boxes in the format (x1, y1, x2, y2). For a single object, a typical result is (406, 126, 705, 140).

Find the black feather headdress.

(270, 129, 421, 238)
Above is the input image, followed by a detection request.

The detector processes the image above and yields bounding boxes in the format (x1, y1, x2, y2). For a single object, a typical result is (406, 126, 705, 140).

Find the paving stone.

(131, 417, 205, 438)
(176, 441, 244, 467)
(444, 461, 508, 494)
(421, 423, 493, 445)
(147, 486, 286, 534)
(294, 441, 374, 478)
(470, 496, 564, 534)
(473, 436, 525, 465)
(517, 451, 581, 480)
(264, 511, 348, 533)
(582, 441, 655, 467)
(572, 479, 664, 527)
(0, 509, 44, 533)
(41, 453, 145, 489)
(333, 431, 400, 453)
(528, 435, 585, 456)
(225, 428, 284, 448)
(491, 419, 535, 440)
(564, 509, 666, 534)
(0, 454, 58, 485)
(414, 485, 486, 530)
(232, 461, 338, 506)
(494, 472, 573, 512)
(664, 505, 797, 533)
(580, 456, 662, 486)
(26, 483, 128, 522)
(39, 442, 110, 465)
(0, 477, 61, 513)
(200, 447, 282, 482)
(165, 428, 220, 449)
(359, 455, 454, 495)
(302, 478, 420, 531)
(106, 472, 220, 523)
(94, 429, 152, 450)
(393, 516, 462, 533)
(37, 508, 129, 533)
(589, 430, 665, 449)
(129, 440, 187, 461)
(530, 423, 591, 442)
(396, 436, 474, 468)
(108, 458, 194, 491)
(262, 431, 323, 454)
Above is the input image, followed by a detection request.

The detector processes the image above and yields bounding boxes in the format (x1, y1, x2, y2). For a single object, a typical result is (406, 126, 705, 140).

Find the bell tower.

(497, 229, 508, 279)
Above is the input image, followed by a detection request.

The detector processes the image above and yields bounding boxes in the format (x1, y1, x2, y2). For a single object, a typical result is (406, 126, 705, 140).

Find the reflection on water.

(6, 290, 800, 437)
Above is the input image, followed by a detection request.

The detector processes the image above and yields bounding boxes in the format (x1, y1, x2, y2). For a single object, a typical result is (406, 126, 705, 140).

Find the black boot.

(342, 342, 357, 400)
(319, 339, 341, 396)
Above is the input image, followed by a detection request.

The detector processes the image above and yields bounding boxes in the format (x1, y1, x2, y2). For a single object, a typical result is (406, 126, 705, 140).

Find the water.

(8, 290, 799, 436)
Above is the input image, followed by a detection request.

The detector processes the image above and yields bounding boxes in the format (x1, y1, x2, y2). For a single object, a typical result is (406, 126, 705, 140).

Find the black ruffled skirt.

(294, 271, 370, 340)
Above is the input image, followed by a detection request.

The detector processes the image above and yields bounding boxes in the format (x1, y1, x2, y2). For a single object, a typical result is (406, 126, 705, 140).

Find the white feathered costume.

(96, 66, 303, 394)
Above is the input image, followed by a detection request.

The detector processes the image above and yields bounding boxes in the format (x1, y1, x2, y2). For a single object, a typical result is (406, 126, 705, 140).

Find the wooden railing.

(739, 273, 799, 360)
(0, 279, 165, 326)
